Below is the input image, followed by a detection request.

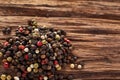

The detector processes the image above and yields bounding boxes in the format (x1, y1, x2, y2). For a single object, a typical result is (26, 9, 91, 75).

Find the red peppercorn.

(64, 38, 70, 43)
(3, 62, 9, 69)
(4, 41, 9, 46)
(54, 60, 58, 65)
(37, 41, 43, 47)
(19, 27, 23, 32)
(24, 54, 29, 60)
(22, 71, 27, 78)
(41, 59, 48, 65)
(18, 45, 25, 50)
(22, 73, 26, 78)
(41, 60, 46, 65)
(39, 76, 43, 80)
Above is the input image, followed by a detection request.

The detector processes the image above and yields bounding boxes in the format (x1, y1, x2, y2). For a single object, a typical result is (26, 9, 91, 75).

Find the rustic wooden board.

(0, 0, 120, 79)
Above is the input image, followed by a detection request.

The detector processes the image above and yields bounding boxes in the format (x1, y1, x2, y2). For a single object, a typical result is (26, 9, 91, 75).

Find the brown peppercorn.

(16, 72, 22, 77)
(47, 38, 52, 42)
(47, 65, 52, 70)
(2, 59, 7, 63)
(40, 54, 46, 59)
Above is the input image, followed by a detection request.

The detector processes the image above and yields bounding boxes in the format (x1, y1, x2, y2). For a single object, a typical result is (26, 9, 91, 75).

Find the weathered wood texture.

(0, 0, 120, 79)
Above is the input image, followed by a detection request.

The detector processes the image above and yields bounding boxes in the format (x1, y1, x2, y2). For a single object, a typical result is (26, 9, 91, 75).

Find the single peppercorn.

(6, 75, 12, 80)
(0, 74, 6, 80)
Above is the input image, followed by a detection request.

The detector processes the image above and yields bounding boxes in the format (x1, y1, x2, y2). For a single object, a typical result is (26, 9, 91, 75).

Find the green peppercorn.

(42, 40, 47, 44)
(55, 34, 60, 40)
(7, 57, 12, 62)
(33, 68, 39, 73)
(6, 75, 12, 80)
(33, 63, 39, 69)
(1, 74, 6, 80)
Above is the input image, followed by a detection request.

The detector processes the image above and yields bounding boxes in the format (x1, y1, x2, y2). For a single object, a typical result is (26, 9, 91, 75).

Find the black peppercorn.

(2, 27, 12, 35)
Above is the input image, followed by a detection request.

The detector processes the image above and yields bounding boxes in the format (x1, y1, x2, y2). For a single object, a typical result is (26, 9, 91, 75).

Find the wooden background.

(0, 0, 120, 79)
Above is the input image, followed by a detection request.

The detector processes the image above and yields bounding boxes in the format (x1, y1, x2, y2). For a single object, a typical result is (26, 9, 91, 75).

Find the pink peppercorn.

(37, 41, 43, 47)
(3, 62, 9, 69)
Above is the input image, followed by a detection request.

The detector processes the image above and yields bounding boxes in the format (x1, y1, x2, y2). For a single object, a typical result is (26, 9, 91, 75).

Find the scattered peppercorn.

(2, 27, 12, 35)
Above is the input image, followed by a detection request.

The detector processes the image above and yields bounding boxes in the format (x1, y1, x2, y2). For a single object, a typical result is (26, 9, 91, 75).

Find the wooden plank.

(0, 0, 120, 79)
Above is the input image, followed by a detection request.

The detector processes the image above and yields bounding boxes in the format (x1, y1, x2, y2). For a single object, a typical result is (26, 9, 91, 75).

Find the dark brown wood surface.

(0, 0, 120, 79)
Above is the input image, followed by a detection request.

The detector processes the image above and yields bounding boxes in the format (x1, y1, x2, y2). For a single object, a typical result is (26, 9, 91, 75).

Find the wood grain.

(0, 0, 120, 79)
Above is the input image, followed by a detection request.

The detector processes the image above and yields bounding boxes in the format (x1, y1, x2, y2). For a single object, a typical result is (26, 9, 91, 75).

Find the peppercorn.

(0, 74, 6, 80)
(33, 63, 39, 69)
(43, 76, 48, 80)
(24, 48, 29, 52)
(7, 57, 12, 62)
(18, 45, 25, 50)
(41, 54, 46, 59)
(41, 35, 45, 40)
(3, 41, 9, 46)
(16, 51, 22, 57)
(28, 20, 37, 26)
(6, 27, 12, 34)
(35, 49, 39, 54)
(18, 27, 23, 32)
(27, 67, 32, 72)
(70, 63, 75, 69)
(30, 64, 34, 69)
(55, 34, 60, 40)
(2, 27, 6, 34)
(6, 75, 12, 80)
(37, 41, 43, 47)
(33, 68, 39, 73)
(67, 75, 73, 80)
(39, 76, 43, 80)
(16, 72, 22, 77)
(47, 38, 52, 42)
(56, 66, 62, 71)
(64, 38, 71, 43)
(3, 62, 9, 69)
(14, 76, 19, 80)
(42, 40, 47, 44)
(77, 64, 82, 69)
(24, 54, 29, 60)
(2, 27, 12, 35)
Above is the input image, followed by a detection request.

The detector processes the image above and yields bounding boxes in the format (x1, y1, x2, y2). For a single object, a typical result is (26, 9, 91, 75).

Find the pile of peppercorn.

(0, 20, 80, 80)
